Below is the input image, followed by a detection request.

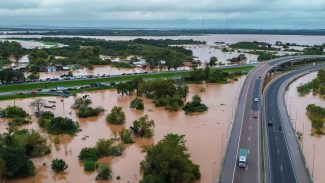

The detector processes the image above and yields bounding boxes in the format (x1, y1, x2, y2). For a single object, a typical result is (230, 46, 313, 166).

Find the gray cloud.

(0, 0, 324, 28)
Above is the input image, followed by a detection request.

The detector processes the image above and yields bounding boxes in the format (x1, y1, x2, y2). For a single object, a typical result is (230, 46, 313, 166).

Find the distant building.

(47, 66, 56, 72)
(62, 66, 70, 71)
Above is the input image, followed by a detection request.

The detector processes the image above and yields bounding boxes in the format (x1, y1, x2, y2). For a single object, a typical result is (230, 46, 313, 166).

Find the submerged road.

(219, 55, 325, 183)
(264, 64, 325, 183)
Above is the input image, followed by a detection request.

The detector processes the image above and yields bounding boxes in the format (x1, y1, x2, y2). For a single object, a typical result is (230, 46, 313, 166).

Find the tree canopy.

(140, 134, 200, 183)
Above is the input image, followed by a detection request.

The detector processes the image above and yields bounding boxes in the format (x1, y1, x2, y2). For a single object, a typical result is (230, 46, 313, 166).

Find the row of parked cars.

(7, 71, 151, 85)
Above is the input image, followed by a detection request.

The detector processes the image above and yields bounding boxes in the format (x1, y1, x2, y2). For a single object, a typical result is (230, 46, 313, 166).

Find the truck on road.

(238, 148, 248, 168)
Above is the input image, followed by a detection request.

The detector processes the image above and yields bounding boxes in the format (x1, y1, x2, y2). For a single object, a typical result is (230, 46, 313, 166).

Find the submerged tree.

(106, 106, 126, 125)
(51, 158, 68, 173)
(130, 115, 155, 138)
(30, 99, 45, 115)
(140, 134, 200, 183)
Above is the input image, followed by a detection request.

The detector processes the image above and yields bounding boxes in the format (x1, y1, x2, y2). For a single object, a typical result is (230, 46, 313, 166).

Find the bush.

(107, 143, 125, 156)
(84, 160, 97, 172)
(306, 104, 325, 135)
(79, 148, 99, 162)
(140, 134, 200, 183)
(39, 116, 79, 135)
(130, 98, 144, 110)
(95, 139, 114, 157)
(95, 139, 125, 157)
(96, 164, 111, 180)
(130, 115, 155, 138)
(2, 106, 28, 118)
(183, 95, 208, 114)
(8, 117, 31, 128)
(106, 106, 125, 125)
(77, 106, 105, 118)
(119, 129, 134, 144)
(51, 158, 68, 173)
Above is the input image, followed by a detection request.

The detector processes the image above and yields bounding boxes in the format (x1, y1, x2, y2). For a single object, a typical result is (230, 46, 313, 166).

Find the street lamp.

(312, 144, 316, 178)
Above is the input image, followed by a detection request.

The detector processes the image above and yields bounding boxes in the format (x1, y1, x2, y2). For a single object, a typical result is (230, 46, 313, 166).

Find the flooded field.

(285, 72, 325, 183)
(0, 77, 244, 183)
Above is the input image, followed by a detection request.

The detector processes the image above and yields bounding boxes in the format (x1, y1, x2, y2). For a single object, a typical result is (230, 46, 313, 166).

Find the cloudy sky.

(0, 0, 324, 29)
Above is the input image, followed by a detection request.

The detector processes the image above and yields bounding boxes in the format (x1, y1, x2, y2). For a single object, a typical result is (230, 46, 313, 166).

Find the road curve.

(264, 64, 325, 183)
(219, 55, 325, 183)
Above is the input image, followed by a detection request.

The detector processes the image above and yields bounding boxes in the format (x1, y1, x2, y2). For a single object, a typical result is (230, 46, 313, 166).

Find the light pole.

(312, 144, 316, 178)
(212, 161, 216, 183)
(220, 133, 225, 165)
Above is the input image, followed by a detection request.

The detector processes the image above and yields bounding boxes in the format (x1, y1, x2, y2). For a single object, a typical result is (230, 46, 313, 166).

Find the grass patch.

(0, 66, 254, 93)
(0, 93, 55, 101)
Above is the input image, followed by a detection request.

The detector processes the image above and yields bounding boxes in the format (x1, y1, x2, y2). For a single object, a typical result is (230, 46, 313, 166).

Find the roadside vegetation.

(297, 69, 325, 96)
(306, 104, 325, 135)
(140, 134, 200, 183)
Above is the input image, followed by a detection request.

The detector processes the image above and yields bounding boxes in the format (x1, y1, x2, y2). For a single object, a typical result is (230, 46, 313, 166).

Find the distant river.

(1, 34, 325, 45)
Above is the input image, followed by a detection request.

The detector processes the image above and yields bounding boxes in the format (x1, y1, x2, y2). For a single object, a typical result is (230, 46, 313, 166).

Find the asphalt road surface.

(220, 55, 325, 183)
(264, 64, 325, 183)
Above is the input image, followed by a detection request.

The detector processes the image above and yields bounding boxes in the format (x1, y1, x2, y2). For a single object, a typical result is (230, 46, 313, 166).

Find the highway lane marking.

(231, 67, 256, 183)
(280, 165, 283, 172)
(248, 137, 251, 141)
(277, 149, 280, 154)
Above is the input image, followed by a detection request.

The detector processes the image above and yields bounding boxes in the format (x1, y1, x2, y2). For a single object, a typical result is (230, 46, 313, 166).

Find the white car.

(254, 98, 258, 102)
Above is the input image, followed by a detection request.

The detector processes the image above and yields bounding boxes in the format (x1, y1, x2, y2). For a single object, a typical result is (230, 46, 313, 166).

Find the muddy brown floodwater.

(285, 72, 325, 183)
(0, 77, 244, 183)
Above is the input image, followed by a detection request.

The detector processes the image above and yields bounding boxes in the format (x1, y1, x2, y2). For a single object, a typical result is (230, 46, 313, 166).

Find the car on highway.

(254, 98, 259, 102)
(267, 120, 273, 126)
(238, 148, 248, 168)
(253, 112, 258, 118)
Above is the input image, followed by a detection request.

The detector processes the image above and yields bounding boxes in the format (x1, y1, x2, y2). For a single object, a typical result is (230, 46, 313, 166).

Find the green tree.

(2, 106, 28, 118)
(39, 116, 79, 135)
(130, 97, 144, 110)
(51, 158, 68, 173)
(96, 164, 111, 180)
(130, 115, 155, 138)
(119, 128, 134, 144)
(106, 106, 126, 125)
(140, 134, 200, 183)
(79, 147, 99, 162)
(0, 146, 35, 179)
(209, 57, 218, 66)
(183, 95, 208, 114)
